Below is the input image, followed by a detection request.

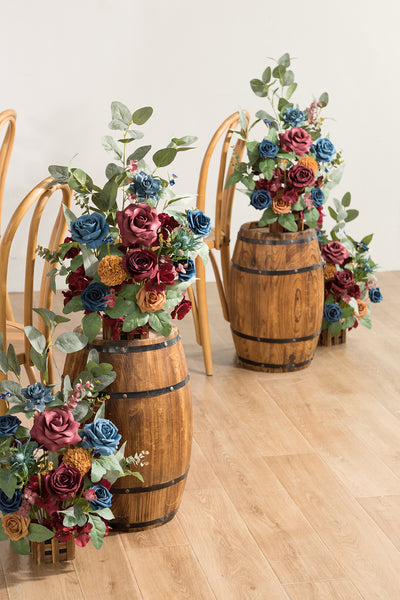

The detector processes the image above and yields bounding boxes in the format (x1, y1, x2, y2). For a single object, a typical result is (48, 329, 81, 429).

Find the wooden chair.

(0, 177, 72, 412)
(0, 109, 17, 322)
(187, 111, 249, 375)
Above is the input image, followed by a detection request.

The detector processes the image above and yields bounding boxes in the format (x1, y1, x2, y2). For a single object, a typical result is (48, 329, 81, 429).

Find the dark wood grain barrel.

(229, 222, 324, 372)
(63, 327, 192, 530)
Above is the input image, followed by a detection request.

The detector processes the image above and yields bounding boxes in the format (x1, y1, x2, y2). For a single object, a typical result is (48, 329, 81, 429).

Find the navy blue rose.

(323, 303, 343, 323)
(354, 240, 369, 252)
(70, 214, 110, 250)
(187, 209, 211, 237)
(369, 287, 383, 303)
(258, 139, 279, 158)
(250, 189, 272, 210)
(130, 171, 162, 201)
(0, 415, 21, 437)
(283, 107, 305, 127)
(312, 138, 336, 162)
(81, 418, 121, 456)
(81, 282, 110, 312)
(89, 484, 113, 511)
(0, 489, 22, 514)
(21, 382, 53, 413)
(311, 187, 325, 208)
(176, 258, 196, 282)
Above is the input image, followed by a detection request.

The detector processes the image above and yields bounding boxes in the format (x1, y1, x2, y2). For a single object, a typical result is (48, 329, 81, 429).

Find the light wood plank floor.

(1, 271, 399, 599)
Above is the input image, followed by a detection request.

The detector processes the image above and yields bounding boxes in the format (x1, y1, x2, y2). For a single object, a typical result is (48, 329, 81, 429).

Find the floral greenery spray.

(38, 102, 210, 342)
(0, 312, 146, 554)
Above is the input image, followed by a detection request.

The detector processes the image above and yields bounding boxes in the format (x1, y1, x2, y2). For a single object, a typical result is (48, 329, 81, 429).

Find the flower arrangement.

(0, 312, 146, 555)
(227, 53, 344, 232)
(319, 191, 383, 336)
(41, 102, 209, 341)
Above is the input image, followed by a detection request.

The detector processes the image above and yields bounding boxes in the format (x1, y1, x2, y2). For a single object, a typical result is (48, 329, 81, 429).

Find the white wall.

(1, 0, 399, 291)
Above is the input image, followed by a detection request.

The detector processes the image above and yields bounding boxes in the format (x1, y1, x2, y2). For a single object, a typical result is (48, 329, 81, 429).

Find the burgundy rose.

(67, 266, 92, 292)
(330, 269, 355, 300)
(321, 241, 350, 266)
(279, 127, 313, 156)
(347, 283, 361, 300)
(63, 236, 80, 260)
(122, 248, 159, 282)
(30, 406, 81, 452)
(171, 297, 192, 320)
(145, 259, 176, 292)
(288, 164, 315, 189)
(116, 202, 161, 247)
(44, 463, 83, 501)
(282, 188, 299, 204)
(158, 213, 180, 240)
(255, 178, 270, 190)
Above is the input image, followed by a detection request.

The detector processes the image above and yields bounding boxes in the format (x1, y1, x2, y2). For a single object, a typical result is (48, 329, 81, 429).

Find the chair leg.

(195, 256, 213, 376)
(209, 250, 229, 322)
(187, 285, 202, 346)
(24, 363, 37, 384)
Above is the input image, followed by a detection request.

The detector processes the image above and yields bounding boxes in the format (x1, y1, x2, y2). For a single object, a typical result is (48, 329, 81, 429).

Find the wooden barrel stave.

(229, 223, 324, 372)
(63, 328, 192, 530)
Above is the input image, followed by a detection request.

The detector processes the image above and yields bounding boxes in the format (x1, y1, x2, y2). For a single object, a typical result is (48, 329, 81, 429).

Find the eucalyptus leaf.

(278, 52, 291, 67)
(6, 345, 20, 377)
(27, 523, 55, 543)
(131, 106, 153, 125)
(111, 101, 132, 126)
(55, 332, 88, 354)
(63, 295, 84, 314)
(10, 538, 31, 555)
(95, 401, 105, 420)
(152, 147, 177, 168)
(148, 310, 172, 337)
(0, 351, 8, 375)
(81, 245, 99, 279)
(101, 136, 123, 161)
(278, 213, 297, 232)
(250, 78, 268, 97)
(32, 308, 55, 329)
(341, 191, 351, 207)
(261, 66, 271, 84)
(100, 179, 118, 211)
(82, 312, 102, 343)
(48, 165, 69, 184)
(127, 145, 152, 162)
(24, 326, 46, 354)
(105, 163, 124, 179)
(87, 348, 100, 364)
(319, 92, 329, 107)
(88, 514, 107, 549)
(30, 346, 47, 374)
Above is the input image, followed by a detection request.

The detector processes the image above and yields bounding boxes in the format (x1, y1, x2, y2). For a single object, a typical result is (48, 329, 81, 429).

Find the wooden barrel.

(229, 222, 324, 372)
(63, 327, 192, 530)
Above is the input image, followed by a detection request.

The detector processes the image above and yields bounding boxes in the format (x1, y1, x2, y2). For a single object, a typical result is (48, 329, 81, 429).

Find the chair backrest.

(0, 177, 72, 381)
(197, 111, 249, 250)
(0, 109, 17, 234)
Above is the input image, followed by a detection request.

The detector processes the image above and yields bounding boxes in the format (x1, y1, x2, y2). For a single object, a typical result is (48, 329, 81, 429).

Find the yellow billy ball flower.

(63, 447, 92, 476)
(298, 156, 319, 174)
(97, 255, 127, 286)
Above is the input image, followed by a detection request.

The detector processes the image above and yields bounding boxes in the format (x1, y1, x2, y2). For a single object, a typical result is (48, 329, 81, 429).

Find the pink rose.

(116, 202, 161, 247)
(279, 127, 313, 156)
(321, 241, 350, 266)
(287, 164, 315, 189)
(30, 406, 81, 452)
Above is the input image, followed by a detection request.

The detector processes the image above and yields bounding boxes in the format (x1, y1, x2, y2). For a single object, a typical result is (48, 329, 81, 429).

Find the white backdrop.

(1, 0, 399, 290)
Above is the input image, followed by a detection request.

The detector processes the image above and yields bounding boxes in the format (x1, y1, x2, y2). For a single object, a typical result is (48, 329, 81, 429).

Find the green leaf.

(341, 191, 351, 207)
(95, 401, 105, 420)
(108, 118, 128, 131)
(91, 458, 106, 483)
(72, 168, 93, 191)
(10, 538, 31, 555)
(259, 158, 274, 180)
(148, 310, 171, 337)
(48, 165, 69, 184)
(101, 136, 123, 161)
(63, 295, 83, 314)
(111, 101, 132, 127)
(258, 207, 278, 227)
(0, 470, 18, 498)
(360, 314, 372, 329)
(328, 321, 342, 336)
(24, 326, 46, 354)
(28, 523, 55, 542)
(0, 351, 8, 374)
(286, 82, 297, 100)
(0, 520, 9, 541)
(250, 78, 268, 97)
(105, 163, 124, 180)
(282, 70, 295, 86)
(106, 298, 135, 319)
(278, 97, 291, 112)
(344, 209, 359, 223)
(30, 346, 47, 373)
(54, 314, 71, 324)
(361, 233, 374, 246)
(87, 348, 99, 364)
(81, 245, 99, 279)
(241, 175, 255, 190)
(121, 310, 149, 332)
(303, 208, 320, 230)
(32, 308, 56, 329)
(278, 213, 297, 232)
(54, 331, 88, 354)
(94, 507, 114, 521)
(82, 312, 102, 343)
(88, 514, 107, 550)
(255, 109, 276, 124)
(261, 66, 271, 84)
(63, 205, 78, 226)
(328, 206, 338, 221)
(100, 179, 118, 210)
(225, 170, 243, 189)
(62, 504, 87, 527)
(278, 52, 291, 67)
(0, 379, 23, 397)
(152, 148, 177, 168)
(7, 345, 20, 377)
(319, 92, 329, 107)
(127, 145, 152, 163)
(132, 106, 153, 125)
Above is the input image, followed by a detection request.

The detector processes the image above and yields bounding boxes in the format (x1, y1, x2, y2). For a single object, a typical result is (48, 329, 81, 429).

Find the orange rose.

(355, 299, 368, 319)
(2, 513, 30, 541)
(271, 196, 291, 215)
(136, 287, 166, 313)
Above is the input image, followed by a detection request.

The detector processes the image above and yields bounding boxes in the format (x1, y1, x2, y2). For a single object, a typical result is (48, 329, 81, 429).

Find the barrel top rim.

(239, 221, 316, 239)
(86, 326, 179, 347)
